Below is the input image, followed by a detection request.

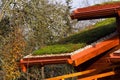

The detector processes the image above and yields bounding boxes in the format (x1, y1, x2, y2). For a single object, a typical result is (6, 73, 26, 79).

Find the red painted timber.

(20, 55, 71, 66)
(109, 53, 120, 63)
(109, 49, 120, 63)
(71, 2, 120, 20)
(20, 55, 71, 72)
(70, 35, 119, 66)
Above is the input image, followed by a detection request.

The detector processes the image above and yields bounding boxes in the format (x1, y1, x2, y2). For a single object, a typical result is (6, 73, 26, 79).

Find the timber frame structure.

(20, 2, 120, 79)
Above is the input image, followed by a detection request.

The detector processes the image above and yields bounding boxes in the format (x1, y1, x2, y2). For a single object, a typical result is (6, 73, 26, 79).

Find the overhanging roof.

(71, 2, 120, 20)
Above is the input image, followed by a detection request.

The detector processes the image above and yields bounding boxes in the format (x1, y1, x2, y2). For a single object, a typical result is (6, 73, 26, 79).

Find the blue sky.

(59, 0, 113, 9)
(72, 0, 82, 8)
(72, 0, 112, 8)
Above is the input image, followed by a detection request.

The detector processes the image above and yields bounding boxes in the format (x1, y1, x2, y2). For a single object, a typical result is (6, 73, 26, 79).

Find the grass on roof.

(33, 18, 116, 55)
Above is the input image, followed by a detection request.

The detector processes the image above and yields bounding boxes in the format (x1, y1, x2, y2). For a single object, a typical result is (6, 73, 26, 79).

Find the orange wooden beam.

(79, 71, 115, 80)
(69, 35, 119, 66)
(20, 55, 71, 65)
(46, 69, 96, 80)
(20, 55, 71, 72)
(71, 2, 120, 20)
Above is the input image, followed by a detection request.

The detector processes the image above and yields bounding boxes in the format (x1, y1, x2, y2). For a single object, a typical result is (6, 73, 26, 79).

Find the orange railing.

(46, 70, 115, 80)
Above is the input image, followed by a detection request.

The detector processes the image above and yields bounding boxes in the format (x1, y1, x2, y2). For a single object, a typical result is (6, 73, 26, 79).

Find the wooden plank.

(46, 69, 96, 80)
(79, 71, 115, 80)
(70, 36, 119, 66)
(71, 2, 120, 20)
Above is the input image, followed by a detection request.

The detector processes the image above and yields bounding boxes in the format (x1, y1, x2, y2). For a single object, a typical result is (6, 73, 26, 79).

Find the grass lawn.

(33, 18, 116, 55)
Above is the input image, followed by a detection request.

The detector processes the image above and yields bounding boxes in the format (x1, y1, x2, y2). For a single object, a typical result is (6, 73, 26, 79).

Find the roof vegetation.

(33, 18, 116, 55)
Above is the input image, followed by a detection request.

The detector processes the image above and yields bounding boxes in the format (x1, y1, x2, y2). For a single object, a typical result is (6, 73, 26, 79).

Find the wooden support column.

(41, 66, 45, 79)
(20, 59, 27, 72)
(20, 64, 27, 72)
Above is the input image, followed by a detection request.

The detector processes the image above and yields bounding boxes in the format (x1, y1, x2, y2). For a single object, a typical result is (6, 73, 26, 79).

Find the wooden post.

(41, 66, 45, 79)
(21, 64, 27, 72)
(20, 59, 27, 72)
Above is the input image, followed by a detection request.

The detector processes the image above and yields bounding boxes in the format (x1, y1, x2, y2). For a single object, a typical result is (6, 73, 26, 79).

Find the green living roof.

(33, 18, 116, 55)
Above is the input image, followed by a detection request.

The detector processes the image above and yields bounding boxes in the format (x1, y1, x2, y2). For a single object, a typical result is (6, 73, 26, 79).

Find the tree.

(0, 0, 73, 79)
(19, 0, 73, 49)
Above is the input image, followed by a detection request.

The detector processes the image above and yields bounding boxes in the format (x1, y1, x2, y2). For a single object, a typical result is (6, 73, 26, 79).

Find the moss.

(33, 43, 86, 55)
(58, 18, 116, 44)
(33, 18, 116, 55)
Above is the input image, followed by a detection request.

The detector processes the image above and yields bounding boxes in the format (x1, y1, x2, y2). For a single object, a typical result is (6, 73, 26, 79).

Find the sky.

(59, 0, 112, 9)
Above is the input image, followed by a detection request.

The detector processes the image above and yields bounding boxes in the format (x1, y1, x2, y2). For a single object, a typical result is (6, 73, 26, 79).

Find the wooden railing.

(79, 71, 115, 80)
(46, 70, 115, 80)
(46, 64, 120, 80)
(46, 69, 96, 80)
